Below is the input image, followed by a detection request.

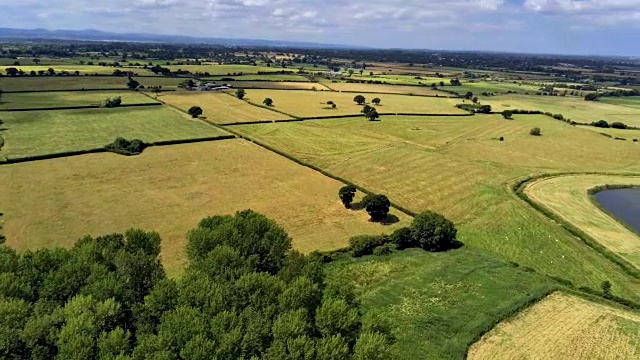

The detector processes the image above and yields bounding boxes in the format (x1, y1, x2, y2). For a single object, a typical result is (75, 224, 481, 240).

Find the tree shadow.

(349, 202, 365, 211)
(378, 214, 400, 226)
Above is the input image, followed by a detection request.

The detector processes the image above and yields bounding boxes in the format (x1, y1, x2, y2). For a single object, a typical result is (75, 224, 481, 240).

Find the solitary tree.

(366, 110, 380, 122)
(236, 89, 246, 99)
(263, 98, 274, 106)
(188, 106, 203, 118)
(371, 98, 381, 105)
(464, 91, 473, 100)
(126, 78, 140, 90)
(472, 96, 479, 104)
(362, 194, 390, 222)
(353, 95, 366, 105)
(348, 69, 354, 77)
(502, 110, 513, 119)
(530, 127, 541, 136)
(361, 105, 374, 116)
(410, 211, 457, 251)
(338, 185, 357, 208)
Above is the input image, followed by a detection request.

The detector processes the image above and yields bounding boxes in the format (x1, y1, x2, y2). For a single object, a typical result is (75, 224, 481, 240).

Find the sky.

(1, 0, 640, 56)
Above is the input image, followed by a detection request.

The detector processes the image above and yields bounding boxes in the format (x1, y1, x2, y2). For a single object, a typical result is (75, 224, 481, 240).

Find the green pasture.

(234, 114, 640, 300)
(483, 94, 640, 127)
(0, 106, 226, 158)
(0, 91, 155, 110)
(598, 96, 640, 109)
(164, 64, 276, 75)
(0, 76, 129, 91)
(1, 65, 143, 76)
(326, 248, 555, 359)
(203, 74, 310, 82)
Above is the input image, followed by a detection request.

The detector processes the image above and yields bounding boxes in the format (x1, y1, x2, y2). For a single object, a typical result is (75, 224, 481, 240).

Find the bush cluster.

(101, 96, 122, 108)
(456, 103, 492, 114)
(348, 211, 458, 257)
(105, 137, 147, 155)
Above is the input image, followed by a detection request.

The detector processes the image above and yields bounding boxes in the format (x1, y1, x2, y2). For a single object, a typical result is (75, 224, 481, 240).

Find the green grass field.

(1, 65, 142, 76)
(0, 106, 225, 158)
(234, 114, 640, 300)
(483, 94, 640, 127)
(326, 248, 555, 359)
(0, 140, 410, 275)
(323, 82, 448, 96)
(160, 92, 291, 124)
(165, 64, 277, 75)
(242, 89, 466, 117)
(0, 91, 155, 109)
(599, 97, 640, 109)
(0, 76, 132, 91)
(222, 81, 331, 91)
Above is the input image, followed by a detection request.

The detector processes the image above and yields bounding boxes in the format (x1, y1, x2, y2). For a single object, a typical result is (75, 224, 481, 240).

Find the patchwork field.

(204, 74, 311, 82)
(323, 82, 449, 96)
(326, 248, 555, 359)
(1, 65, 142, 76)
(483, 94, 640, 127)
(0, 90, 156, 109)
(0, 76, 130, 91)
(164, 64, 276, 74)
(0, 140, 410, 275)
(160, 92, 291, 124)
(235, 115, 640, 299)
(468, 292, 640, 360)
(525, 174, 640, 268)
(0, 106, 225, 158)
(242, 89, 466, 117)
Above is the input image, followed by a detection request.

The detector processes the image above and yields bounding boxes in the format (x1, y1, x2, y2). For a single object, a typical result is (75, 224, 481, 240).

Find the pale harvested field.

(0, 140, 409, 275)
(242, 89, 466, 117)
(525, 174, 640, 268)
(227, 81, 331, 91)
(323, 82, 448, 96)
(483, 94, 640, 127)
(159, 92, 291, 124)
(576, 125, 640, 140)
(468, 292, 640, 360)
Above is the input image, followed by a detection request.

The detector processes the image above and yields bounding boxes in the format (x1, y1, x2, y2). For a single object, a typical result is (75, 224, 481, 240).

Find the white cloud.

(523, 0, 640, 26)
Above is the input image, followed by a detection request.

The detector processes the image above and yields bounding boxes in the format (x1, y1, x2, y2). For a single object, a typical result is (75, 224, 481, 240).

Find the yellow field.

(228, 81, 331, 91)
(468, 292, 640, 360)
(577, 125, 640, 140)
(323, 82, 448, 96)
(525, 174, 640, 268)
(159, 92, 291, 124)
(483, 94, 640, 127)
(0, 140, 409, 275)
(242, 89, 466, 117)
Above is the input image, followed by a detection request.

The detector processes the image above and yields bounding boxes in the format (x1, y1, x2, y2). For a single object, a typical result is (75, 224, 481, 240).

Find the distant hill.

(0, 27, 364, 49)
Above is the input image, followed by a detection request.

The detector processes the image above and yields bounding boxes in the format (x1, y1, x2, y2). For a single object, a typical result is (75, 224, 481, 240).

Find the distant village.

(181, 79, 233, 91)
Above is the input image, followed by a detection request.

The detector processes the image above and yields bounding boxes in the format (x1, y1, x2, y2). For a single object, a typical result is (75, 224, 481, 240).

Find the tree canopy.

(339, 185, 357, 208)
(187, 106, 203, 118)
(0, 210, 393, 359)
(353, 95, 366, 105)
(362, 194, 390, 222)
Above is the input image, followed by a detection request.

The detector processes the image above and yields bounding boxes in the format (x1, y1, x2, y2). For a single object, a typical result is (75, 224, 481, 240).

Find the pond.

(594, 188, 640, 234)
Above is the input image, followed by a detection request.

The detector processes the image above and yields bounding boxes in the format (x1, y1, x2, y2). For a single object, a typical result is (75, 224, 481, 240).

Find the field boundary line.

(217, 112, 475, 126)
(0, 103, 162, 112)
(512, 172, 640, 279)
(2, 88, 131, 94)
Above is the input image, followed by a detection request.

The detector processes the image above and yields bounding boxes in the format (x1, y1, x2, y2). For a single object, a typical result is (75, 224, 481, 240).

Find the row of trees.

(0, 210, 394, 359)
(339, 186, 390, 222)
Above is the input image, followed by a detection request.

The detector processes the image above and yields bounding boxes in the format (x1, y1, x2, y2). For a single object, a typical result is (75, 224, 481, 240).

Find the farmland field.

(204, 74, 311, 82)
(235, 115, 640, 299)
(1, 65, 145, 76)
(599, 96, 640, 109)
(164, 64, 276, 74)
(468, 292, 640, 360)
(242, 89, 466, 117)
(576, 125, 640, 140)
(525, 174, 640, 268)
(0, 90, 155, 109)
(323, 82, 449, 96)
(0, 140, 410, 275)
(221, 81, 330, 90)
(0, 106, 225, 158)
(326, 248, 555, 359)
(0, 76, 130, 91)
(160, 91, 292, 124)
(483, 94, 640, 127)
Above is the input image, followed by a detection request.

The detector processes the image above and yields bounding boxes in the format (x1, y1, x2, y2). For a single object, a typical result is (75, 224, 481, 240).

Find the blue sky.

(1, 0, 639, 56)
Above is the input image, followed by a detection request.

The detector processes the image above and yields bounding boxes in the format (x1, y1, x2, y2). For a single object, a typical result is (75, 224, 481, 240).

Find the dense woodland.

(0, 210, 395, 360)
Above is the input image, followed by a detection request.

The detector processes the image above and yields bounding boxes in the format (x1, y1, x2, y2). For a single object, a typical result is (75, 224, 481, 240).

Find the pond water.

(594, 188, 640, 234)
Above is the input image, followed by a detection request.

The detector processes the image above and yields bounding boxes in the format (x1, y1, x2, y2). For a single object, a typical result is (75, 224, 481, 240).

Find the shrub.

(410, 211, 457, 252)
(187, 106, 203, 118)
(611, 122, 627, 129)
(390, 227, 415, 249)
(584, 93, 599, 101)
(371, 98, 381, 105)
(499, 136, 504, 141)
(530, 127, 541, 136)
(502, 111, 513, 119)
(602, 280, 612, 297)
(105, 137, 147, 156)
(263, 98, 274, 106)
(101, 96, 122, 108)
(349, 235, 388, 257)
(373, 244, 394, 256)
(592, 120, 609, 128)
(552, 114, 564, 120)
(235, 89, 246, 99)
